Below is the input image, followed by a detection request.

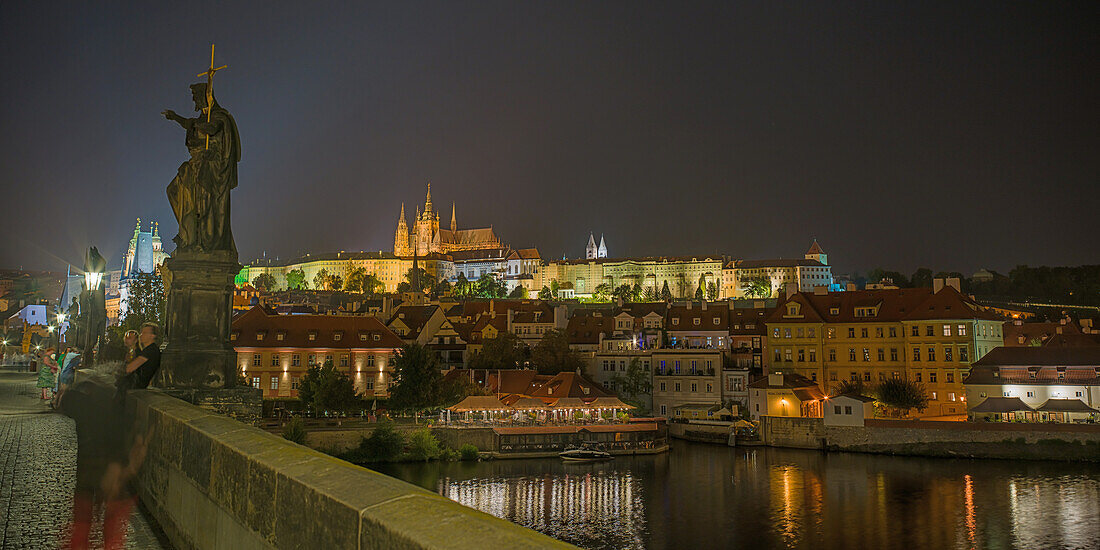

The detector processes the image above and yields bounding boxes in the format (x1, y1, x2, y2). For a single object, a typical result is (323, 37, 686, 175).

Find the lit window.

(251, 376, 260, 389)
(270, 377, 279, 390)
(943, 325, 951, 337)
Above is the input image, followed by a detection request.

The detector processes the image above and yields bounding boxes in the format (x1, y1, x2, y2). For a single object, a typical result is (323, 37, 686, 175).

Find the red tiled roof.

(231, 306, 403, 349)
(565, 315, 614, 344)
(527, 372, 612, 399)
(667, 304, 729, 331)
(768, 287, 1003, 325)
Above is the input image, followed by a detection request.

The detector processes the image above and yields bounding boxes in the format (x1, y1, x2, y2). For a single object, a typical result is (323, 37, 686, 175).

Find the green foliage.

(122, 272, 165, 331)
(459, 443, 479, 461)
(740, 276, 771, 298)
(474, 274, 506, 298)
(874, 378, 929, 417)
(396, 282, 412, 293)
(538, 286, 553, 300)
(531, 328, 585, 375)
(344, 266, 367, 293)
(364, 274, 385, 297)
(404, 267, 436, 292)
(439, 447, 460, 461)
(286, 268, 307, 290)
(659, 281, 673, 301)
(387, 344, 443, 411)
(469, 332, 527, 370)
(706, 282, 719, 301)
(694, 287, 704, 300)
(452, 273, 473, 298)
(593, 283, 611, 302)
(298, 359, 359, 414)
(252, 273, 277, 291)
(408, 427, 441, 461)
(282, 417, 307, 444)
(508, 285, 528, 299)
(347, 421, 405, 463)
(830, 379, 867, 397)
(610, 357, 651, 409)
(312, 268, 342, 291)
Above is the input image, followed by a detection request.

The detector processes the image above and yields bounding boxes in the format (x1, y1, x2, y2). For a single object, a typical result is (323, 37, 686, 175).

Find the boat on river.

(559, 443, 612, 462)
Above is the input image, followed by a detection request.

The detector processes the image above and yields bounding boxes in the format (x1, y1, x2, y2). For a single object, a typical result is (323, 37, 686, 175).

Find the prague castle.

(393, 184, 502, 256)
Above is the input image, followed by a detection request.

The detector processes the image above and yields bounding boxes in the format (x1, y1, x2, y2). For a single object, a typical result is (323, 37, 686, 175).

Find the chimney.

(686, 301, 692, 310)
(845, 283, 856, 292)
(701, 300, 708, 310)
(933, 278, 944, 293)
(946, 277, 961, 291)
(490, 299, 495, 318)
(554, 305, 567, 329)
(768, 372, 784, 386)
(813, 286, 828, 296)
(784, 282, 798, 296)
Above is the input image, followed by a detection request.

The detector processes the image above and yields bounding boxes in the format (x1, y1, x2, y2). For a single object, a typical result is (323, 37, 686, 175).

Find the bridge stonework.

(130, 390, 575, 550)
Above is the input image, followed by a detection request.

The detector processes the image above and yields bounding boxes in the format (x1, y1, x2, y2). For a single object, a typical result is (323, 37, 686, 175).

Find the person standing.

(122, 330, 138, 363)
(122, 323, 161, 391)
(36, 348, 57, 400)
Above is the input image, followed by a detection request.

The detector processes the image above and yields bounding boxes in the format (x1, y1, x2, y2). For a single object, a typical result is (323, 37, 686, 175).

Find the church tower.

(450, 202, 457, 233)
(394, 203, 411, 256)
(586, 233, 598, 259)
(598, 234, 607, 258)
(805, 239, 827, 265)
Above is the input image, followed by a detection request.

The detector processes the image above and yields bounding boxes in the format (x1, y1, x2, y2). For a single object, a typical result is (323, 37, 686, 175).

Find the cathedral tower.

(586, 233, 598, 259)
(598, 234, 607, 258)
(394, 203, 411, 256)
(450, 202, 457, 233)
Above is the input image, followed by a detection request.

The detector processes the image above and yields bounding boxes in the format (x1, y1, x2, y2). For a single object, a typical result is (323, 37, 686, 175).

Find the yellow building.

(536, 256, 724, 299)
(240, 251, 453, 293)
(765, 281, 1004, 418)
(721, 241, 833, 298)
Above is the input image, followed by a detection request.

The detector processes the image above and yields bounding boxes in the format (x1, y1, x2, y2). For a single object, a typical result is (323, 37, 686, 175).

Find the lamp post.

(81, 247, 107, 363)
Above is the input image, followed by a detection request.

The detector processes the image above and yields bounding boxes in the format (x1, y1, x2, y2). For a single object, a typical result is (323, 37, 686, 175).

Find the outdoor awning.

(549, 397, 588, 409)
(447, 395, 510, 413)
(586, 397, 635, 409)
(510, 397, 549, 410)
(1036, 399, 1099, 413)
(970, 397, 1035, 413)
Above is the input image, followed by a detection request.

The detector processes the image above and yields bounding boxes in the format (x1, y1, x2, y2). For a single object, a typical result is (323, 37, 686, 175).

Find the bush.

(439, 447, 461, 461)
(282, 417, 307, 445)
(408, 427, 441, 461)
(459, 443, 480, 461)
(350, 421, 405, 463)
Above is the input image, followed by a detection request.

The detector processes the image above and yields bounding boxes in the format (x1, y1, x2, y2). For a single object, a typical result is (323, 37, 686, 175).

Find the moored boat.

(559, 444, 612, 462)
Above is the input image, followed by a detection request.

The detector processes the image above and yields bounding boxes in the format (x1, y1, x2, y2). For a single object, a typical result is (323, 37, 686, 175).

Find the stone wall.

(301, 425, 498, 454)
(668, 422, 731, 445)
(760, 415, 1100, 461)
(130, 390, 574, 550)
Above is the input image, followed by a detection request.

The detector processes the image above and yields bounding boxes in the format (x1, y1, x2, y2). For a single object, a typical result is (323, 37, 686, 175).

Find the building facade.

(965, 347, 1100, 422)
(721, 241, 833, 299)
(536, 256, 725, 299)
(393, 184, 503, 256)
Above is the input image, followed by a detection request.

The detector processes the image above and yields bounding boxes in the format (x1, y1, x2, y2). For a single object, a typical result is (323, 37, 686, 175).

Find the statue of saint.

(162, 83, 240, 255)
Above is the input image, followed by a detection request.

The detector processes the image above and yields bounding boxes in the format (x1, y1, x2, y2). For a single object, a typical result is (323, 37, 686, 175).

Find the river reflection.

(372, 443, 1100, 549)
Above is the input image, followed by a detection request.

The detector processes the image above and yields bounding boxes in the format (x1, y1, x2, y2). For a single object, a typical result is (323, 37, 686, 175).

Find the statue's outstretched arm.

(161, 110, 193, 129)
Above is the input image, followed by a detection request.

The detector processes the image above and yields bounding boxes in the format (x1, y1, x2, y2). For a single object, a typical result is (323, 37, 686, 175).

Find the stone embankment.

(130, 390, 576, 550)
(758, 416, 1100, 461)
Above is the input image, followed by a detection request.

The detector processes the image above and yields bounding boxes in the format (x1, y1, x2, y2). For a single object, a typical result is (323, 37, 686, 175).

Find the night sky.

(1, 2, 1095, 276)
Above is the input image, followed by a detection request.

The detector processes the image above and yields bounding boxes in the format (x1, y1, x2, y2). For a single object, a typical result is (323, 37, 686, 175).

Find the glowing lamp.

(84, 270, 104, 290)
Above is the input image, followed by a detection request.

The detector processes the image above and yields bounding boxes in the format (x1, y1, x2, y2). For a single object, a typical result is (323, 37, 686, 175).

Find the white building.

(824, 394, 875, 426)
(721, 240, 834, 298)
(964, 347, 1100, 423)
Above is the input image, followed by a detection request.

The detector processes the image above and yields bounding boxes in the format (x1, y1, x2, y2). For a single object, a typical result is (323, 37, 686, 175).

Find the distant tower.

(586, 233, 598, 259)
(598, 234, 607, 258)
(394, 203, 410, 255)
(450, 202, 457, 233)
(805, 239, 827, 265)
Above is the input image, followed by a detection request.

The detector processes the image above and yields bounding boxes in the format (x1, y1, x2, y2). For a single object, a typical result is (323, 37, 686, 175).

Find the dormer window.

(693, 318, 701, 326)
(830, 307, 839, 315)
(673, 318, 680, 325)
(276, 331, 285, 341)
(373, 334, 381, 341)
(231, 331, 239, 341)
(359, 332, 368, 341)
(308, 331, 317, 341)
(333, 332, 343, 341)
(713, 317, 720, 325)
(256, 331, 265, 341)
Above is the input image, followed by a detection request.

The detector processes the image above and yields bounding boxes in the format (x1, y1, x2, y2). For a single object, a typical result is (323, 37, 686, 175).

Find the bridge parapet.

(129, 390, 575, 550)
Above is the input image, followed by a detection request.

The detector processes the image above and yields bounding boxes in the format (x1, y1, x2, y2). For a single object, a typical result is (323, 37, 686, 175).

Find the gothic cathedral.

(393, 184, 503, 256)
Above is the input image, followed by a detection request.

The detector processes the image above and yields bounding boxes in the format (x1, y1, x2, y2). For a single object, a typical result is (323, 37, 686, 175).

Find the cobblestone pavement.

(0, 373, 172, 549)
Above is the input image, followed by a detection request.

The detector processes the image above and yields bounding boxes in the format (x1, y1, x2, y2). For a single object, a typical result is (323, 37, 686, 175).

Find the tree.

(830, 379, 866, 397)
(631, 283, 643, 302)
(508, 286, 528, 299)
(313, 268, 330, 291)
(469, 332, 527, 370)
(252, 273, 277, 291)
(694, 287, 704, 300)
(911, 268, 934, 288)
(538, 286, 553, 301)
(386, 343, 444, 412)
(404, 267, 436, 292)
(286, 268, 307, 290)
(408, 427, 441, 461)
(344, 266, 367, 293)
(329, 274, 343, 291)
(706, 282, 719, 301)
(282, 417, 307, 444)
(358, 421, 405, 462)
(549, 279, 560, 297)
(609, 358, 652, 413)
(297, 359, 359, 414)
(611, 284, 633, 303)
(874, 378, 929, 418)
(741, 276, 771, 298)
(453, 273, 472, 298)
(122, 272, 165, 331)
(363, 274, 384, 297)
(396, 282, 412, 293)
(432, 279, 452, 298)
(531, 329, 585, 375)
(659, 281, 673, 301)
(642, 285, 656, 302)
(473, 274, 505, 298)
(593, 283, 611, 302)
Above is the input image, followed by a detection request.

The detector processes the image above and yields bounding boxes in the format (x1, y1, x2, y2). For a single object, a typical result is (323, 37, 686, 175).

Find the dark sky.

(1, 1, 1096, 276)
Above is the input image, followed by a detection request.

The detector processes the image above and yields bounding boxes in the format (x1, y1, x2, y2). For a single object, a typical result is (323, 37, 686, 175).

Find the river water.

(373, 442, 1100, 549)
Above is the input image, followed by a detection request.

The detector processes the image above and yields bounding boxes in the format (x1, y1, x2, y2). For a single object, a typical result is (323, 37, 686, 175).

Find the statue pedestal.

(155, 251, 261, 418)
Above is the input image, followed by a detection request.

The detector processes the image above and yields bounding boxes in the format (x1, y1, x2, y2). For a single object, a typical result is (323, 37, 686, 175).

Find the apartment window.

(926, 325, 934, 336)
(861, 328, 869, 338)
(661, 405, 668, 415)
(308, 354, 316, 365)
(797, 349, 805, 362)
(292, 354, 300, 367)
(1076, 391, 1083, 397)
(784, 328, 792, 338)
(957, 324, 967, 336)
(863, 371, 871, 382)
(365, 380, 374, 390)
(844, 406, 853, 415)
(252, 353, 261, 365)
(889, 327, 897, 337)
(928, 347, 936, 362)
(915, 372, 922, 382)
(340, 355, 349, 367)
(694, 318, 701, 326)
(829, 348, 837, 362)
(877, 349, 885, 361)
(829, 371, 837, 381)
(773, 328, 780, 338)
(367, 355, 375, 366)
(913, 347, 921, 361)
(890, 348, 898, 361)
(308, 332, 316, 341)
(931, 391, 938, 400)
(675, 360, 681, 373)
(959, 347, 969, 362)
(251, 376, 260, 389)
(848, 348, 856, 361)
(291, 377, 300, 390)
(691, 383, 697, 392)
(796, 327, 804, 338)
(333, 333, 342, 341)
(848, 327, 855, 338)
(879, 373, 886, 382)
(774, 349, 782, 362)
(834, 405, 842, 415)
(862, 348, 870, 362)
(784, 349, 792, 362)
(943, 325, 951, 337)
(1026, 391, 1034, 398)
(270, 377, 279, 390)
(876, 327, 884, 338)
(706, 383, 712, 393)
(948, 392, 956, 402)
(660, 382, 667, 392)
(911, 326, 919, 337)
(674, 382, 681, 392)
(929, 372, 938, 383)
(944, 348, 953, 362)
(809, 350, 816, 362)
(850, 372, 858, 381)
(808, 328, 816, 338)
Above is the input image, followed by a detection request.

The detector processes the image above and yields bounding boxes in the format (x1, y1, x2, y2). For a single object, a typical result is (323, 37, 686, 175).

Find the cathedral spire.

(424, 182, 433, 215)
(398, 203, 407, 227)
(450, 202, 456, 233)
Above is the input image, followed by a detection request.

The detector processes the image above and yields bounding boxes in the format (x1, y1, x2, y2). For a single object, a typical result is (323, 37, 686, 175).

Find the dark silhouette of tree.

(531, 329, 585, 374)
(298, 359, 359, 415)
(252, 273, 277, 291)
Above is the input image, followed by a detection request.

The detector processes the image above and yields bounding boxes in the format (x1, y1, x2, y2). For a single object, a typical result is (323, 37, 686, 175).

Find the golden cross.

(196, 44, 227, 149)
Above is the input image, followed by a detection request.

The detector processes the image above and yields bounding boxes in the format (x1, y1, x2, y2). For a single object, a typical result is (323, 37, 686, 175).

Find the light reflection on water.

(372, 443, 1100, 549)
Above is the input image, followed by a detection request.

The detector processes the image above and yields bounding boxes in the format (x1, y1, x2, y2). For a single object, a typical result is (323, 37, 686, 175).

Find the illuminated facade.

(231, 306, 404, 399)
(240, 251, 454, 293)
(964, 347, 1100, 422)
(394, 183, 503, 256)
(765, 281, 1005, 418)
(721, 241, 833, 299)
(536, 255, 724, 299)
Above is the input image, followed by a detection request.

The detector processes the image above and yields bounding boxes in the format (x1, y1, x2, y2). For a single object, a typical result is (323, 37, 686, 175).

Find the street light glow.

(84, 270, 104, 290)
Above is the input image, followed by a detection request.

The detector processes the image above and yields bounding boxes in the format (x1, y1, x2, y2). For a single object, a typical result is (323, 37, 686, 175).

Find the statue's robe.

(167, 102, 240, 255)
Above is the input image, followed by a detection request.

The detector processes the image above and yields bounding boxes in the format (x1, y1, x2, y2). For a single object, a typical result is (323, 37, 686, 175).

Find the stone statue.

(162, 82, 240, 255)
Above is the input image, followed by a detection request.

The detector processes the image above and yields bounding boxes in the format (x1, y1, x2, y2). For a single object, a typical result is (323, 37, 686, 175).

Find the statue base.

(155, 251, 241, 390)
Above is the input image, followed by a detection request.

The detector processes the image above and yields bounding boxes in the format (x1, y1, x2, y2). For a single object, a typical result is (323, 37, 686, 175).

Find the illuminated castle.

(393, 184, 502, 256)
